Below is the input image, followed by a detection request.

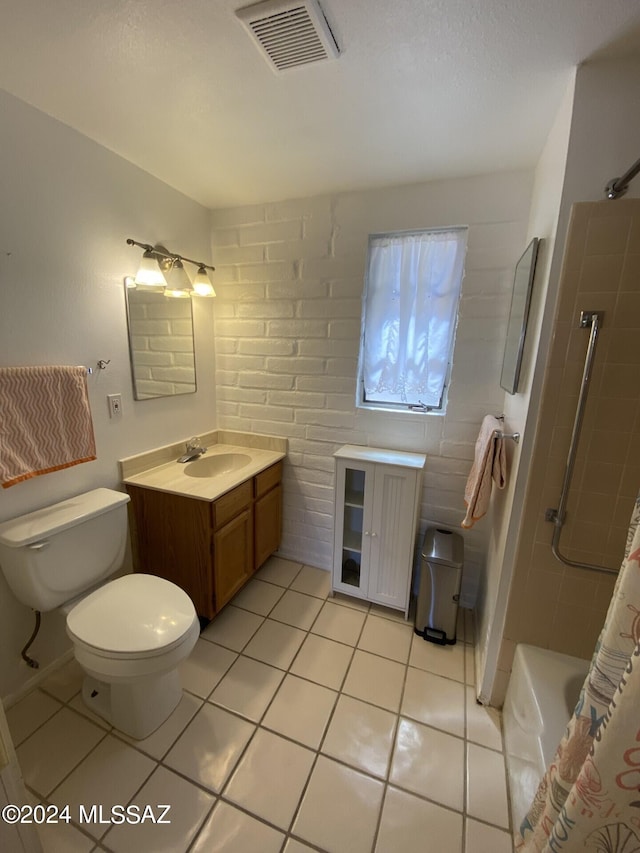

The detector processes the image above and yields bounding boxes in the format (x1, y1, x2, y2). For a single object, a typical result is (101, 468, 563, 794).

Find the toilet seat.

(66, 573, 197, 658)
(69, 626, 194, 661)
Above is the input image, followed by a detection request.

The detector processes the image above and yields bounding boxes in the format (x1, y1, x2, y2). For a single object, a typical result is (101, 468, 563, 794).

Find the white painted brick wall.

(211, 171, 533, 605)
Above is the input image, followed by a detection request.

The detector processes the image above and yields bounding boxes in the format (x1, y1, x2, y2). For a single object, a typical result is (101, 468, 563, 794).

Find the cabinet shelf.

(344, 490, 364, 508)
(342, 530, 363, 552)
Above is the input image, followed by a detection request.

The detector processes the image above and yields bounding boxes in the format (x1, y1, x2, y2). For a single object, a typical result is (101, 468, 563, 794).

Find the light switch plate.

(107, 394, 123, 418)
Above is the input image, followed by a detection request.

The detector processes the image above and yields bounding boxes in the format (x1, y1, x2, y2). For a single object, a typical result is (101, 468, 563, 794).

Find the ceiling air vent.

(236, 0, 339, 73)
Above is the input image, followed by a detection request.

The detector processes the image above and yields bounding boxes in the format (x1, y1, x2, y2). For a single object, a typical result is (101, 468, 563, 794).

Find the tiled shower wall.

(494, 199, 640, 703)
(210, 172, 532, 605)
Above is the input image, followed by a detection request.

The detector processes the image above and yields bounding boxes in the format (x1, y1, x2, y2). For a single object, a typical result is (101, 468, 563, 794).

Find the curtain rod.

(605, 156, 640, 199)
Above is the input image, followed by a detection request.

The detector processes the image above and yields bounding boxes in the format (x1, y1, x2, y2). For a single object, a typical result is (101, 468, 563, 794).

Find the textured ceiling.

(1, 0, 639, 208)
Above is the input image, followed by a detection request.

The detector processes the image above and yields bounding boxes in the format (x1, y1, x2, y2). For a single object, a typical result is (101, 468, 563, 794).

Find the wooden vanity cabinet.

(126, 461, 283, 620)
(212, 481, 254, 612)
(125, 486, 213, 616)
(254, 463, 282, 571)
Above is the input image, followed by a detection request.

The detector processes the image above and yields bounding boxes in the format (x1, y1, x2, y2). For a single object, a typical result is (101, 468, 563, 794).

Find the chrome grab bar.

(545, 310, 617, 576)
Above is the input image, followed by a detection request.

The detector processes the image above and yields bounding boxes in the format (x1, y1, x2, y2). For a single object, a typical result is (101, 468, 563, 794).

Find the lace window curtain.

(361, 229, 467, 409)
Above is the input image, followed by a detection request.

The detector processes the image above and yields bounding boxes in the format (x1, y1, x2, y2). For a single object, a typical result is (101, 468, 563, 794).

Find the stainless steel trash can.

(415, 527, 464, 645)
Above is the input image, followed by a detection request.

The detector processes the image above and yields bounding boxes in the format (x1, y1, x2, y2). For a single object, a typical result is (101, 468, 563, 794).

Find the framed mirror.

(500, 237, 540, 395)
(124, 281, 197, 400)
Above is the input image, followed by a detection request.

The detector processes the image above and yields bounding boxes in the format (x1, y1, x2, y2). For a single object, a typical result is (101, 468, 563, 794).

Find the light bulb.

(193, 265, 216, 297)
(134, 249, 167, 287)
(165, 258, 193, 298)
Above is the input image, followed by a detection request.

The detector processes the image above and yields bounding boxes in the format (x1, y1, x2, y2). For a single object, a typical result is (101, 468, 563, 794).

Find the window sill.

(356, 401, 446, 417)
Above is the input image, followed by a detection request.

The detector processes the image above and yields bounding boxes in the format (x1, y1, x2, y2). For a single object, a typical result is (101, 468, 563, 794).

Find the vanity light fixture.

(134, 247, 168, 288)
(193, 265, 216, 297)
(127, 238, 215, 298)
(165, 258, 193, 299)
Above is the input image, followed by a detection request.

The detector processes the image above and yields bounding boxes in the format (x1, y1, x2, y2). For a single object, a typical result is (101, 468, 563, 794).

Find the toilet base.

(81, 669, 182, 739)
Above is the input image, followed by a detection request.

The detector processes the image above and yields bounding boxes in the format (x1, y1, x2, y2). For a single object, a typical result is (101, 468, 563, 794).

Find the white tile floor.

(7, 558, 513, 853)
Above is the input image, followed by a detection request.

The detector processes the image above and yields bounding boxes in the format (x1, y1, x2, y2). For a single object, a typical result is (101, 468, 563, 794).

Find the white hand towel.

(462, 415, 507, 528)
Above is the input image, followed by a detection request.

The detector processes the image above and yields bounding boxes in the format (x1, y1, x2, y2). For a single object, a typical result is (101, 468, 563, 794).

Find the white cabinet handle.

(371, 532, 377, 537)
(364, 530, 370, 536)
(28, 540, 49, 551)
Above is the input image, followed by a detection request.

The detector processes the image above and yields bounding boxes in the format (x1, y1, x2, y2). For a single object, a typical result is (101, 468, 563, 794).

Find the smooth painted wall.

(0, 90, 216, 699)
(482, 55, 640, 705)
(476, 72, 576, 700)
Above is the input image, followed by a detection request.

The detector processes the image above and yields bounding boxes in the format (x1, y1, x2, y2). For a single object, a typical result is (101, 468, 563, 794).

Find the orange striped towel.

(461, 415, 507, 529)
(0, 366, 96, 488)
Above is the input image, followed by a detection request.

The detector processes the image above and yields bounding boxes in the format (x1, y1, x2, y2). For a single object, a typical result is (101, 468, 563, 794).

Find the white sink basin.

(183, 453, 252, 478)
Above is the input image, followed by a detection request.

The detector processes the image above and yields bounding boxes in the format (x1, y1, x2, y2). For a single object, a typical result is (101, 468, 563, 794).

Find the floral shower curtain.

(517, 491, 640, 852)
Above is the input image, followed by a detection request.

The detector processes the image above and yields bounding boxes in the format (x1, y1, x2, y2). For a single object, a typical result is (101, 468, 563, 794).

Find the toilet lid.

(66, 574, 197, 655)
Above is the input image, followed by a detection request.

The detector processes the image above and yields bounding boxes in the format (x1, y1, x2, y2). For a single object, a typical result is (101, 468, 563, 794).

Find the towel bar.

(494, 430, 520, 443)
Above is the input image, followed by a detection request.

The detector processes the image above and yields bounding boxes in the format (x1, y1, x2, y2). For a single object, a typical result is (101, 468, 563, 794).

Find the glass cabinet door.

(340, 466, 367, 588)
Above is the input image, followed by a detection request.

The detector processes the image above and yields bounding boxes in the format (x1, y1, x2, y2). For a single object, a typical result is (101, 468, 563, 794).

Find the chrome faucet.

(177, 437, 207, 463)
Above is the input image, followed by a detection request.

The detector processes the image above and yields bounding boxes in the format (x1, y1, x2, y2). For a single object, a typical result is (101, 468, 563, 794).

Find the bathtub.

(503, 644, 590, 831)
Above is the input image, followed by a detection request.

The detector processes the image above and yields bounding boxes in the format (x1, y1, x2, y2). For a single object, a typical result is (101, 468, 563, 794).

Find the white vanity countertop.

(334, 444, 426, 469)
(119, 430, 287, 502)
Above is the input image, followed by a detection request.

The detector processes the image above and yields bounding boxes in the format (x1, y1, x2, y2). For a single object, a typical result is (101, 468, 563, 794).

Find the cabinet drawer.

(255, 462, 282, 498)
(214, 481, 252, 529)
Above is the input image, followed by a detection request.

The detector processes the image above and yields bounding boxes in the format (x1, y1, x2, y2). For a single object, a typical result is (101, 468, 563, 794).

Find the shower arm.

(605, 156, 640, 199)
(545, 311, 617, 576)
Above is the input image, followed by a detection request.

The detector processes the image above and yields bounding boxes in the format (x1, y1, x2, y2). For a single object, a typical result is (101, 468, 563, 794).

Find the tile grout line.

(180, 574, 327, 850)
(187, 569, 341, 851)
(30, 637, 497, 761)
(368, 632, 412, 852)
(228, 587, 376, 847)
(11, 561, 513, 853)
(24, 651, 488, 792)
(9, 696, 66, 749)
(28, 704, 111, 800)
(21, 645, 508, 850)
(20, 650, 221, 845)
(31, 733, 115, 844)
(277, 588, 368, 848)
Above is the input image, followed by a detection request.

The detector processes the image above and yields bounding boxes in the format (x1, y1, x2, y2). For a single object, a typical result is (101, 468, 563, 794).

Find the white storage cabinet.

(332, 445, 426, 617)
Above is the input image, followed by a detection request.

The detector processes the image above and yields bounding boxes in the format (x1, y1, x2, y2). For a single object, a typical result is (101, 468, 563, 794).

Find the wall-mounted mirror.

(500, 237, 540, 395)
(124, 281, 197, 400)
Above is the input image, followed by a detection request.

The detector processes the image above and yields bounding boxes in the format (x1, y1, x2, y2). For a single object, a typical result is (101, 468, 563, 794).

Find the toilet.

(0, 488, 199, 739)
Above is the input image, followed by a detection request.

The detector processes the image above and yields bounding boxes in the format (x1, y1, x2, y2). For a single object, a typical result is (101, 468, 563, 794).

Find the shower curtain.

(517, 491, 640, 852)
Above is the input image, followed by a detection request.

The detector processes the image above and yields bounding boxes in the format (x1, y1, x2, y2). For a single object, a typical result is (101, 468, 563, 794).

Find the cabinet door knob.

(371, 531, 377, 537)
(364, 530, 370, 536)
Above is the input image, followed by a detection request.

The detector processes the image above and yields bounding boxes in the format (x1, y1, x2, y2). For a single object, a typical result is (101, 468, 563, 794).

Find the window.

(356, 227, 467, 412)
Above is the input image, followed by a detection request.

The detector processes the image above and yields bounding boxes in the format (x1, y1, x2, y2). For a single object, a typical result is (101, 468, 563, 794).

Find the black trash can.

(415, 527, 464, 645)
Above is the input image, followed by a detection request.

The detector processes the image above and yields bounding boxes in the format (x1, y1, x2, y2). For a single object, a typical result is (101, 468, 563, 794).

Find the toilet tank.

(0, 488, 130, 612)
